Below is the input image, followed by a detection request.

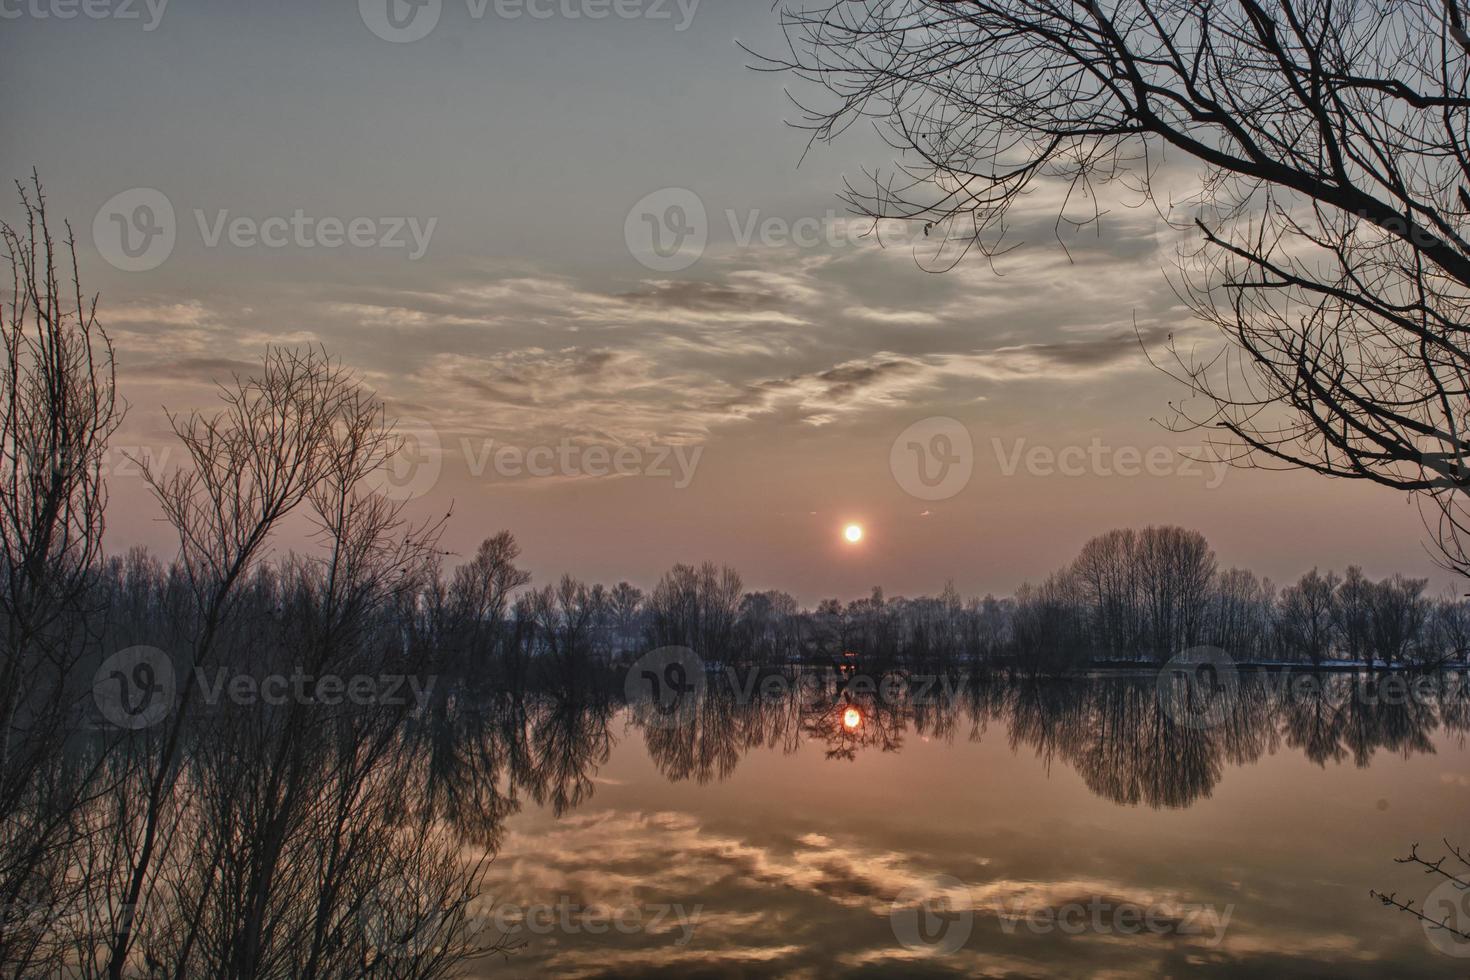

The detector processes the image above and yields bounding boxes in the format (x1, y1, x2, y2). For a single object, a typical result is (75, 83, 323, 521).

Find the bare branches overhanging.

(764, 0, 1470, 572)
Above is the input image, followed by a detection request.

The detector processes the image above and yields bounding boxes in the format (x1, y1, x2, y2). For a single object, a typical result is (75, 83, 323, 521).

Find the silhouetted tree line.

(1002, 527, 1466, 670)
(503, 526, 1462, 672)
(82, 525, 1462, 699)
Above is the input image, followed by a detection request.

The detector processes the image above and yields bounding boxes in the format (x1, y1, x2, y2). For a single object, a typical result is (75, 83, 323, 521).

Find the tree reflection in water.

(452, 667, 1470, 818)
(38, 666, 1466, 976)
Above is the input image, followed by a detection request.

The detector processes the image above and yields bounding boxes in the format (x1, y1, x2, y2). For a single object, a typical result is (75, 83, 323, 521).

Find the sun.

(843, 523, 863, 543)
(842, 707, 863, 730)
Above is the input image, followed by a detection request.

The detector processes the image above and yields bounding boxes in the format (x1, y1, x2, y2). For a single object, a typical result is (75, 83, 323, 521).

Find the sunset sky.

(0, 0, 1446, 603)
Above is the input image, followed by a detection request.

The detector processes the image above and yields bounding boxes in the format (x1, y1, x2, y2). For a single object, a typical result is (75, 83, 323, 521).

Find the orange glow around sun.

(842, 707, 862, 730)
(843, 523, 863, 543)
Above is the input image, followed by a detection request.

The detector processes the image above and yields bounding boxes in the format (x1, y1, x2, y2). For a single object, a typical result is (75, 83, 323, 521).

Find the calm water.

(426, 671, 1470, 978)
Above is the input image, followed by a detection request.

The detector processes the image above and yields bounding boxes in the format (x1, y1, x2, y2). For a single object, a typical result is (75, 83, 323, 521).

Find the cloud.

(472, 807, 1375, 978)
(92, 209, 1185, 477)
(106, 301, 215, 326)
(843, 306, 943, 326)
(136, 356, 264, 383)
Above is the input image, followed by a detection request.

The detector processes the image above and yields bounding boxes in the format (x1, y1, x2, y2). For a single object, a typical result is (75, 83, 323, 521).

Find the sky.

(0, 0, 1450, 603)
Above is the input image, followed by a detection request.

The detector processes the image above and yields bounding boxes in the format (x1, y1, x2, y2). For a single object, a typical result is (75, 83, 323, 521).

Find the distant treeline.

(512, 525, 1465, 670)
(84, 524, 1460, 684)
(397, 525, 1466, 672)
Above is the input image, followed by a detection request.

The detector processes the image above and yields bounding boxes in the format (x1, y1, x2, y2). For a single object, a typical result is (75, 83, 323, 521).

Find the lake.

(413, 669, 1470, 977)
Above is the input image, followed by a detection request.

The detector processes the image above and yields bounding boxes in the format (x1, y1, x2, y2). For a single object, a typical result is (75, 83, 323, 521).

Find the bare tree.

(1209, 567, 1276, 659)
(647, 562, 743, 659)
(766, 0, 1470, 572)
(1369, 573, 1430, 665)
(736, 589, 799, 663)
(1372, 841, 1470, 950)
(1335, 566, 1377, 663)
(608, 581, 644, 656)
(1071, 529, 1143, 660)
(1142, 527, 1218, 657)
(1278, 568, 1341, 665)
(1427, 589, 1470, 661)
(0, 174, 122, 975)
(528, 574, 602, 669)
(1011, 571, 1088, 672)
(185, 387, 448, 979)
(449, 532, 530, 639)
(107, 346, 406, 978)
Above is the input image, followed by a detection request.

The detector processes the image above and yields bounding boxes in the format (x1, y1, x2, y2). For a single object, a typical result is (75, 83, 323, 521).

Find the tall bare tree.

(1278, 567, 1341, 664)
(0, 174, 122, 974)
(107, 346, 409, 979)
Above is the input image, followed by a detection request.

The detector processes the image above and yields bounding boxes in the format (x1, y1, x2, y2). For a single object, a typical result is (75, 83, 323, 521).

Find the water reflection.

(426, 666, 1470, 976)
(425, 668, 1470, 842)
(415, 671, 618, 849)
(41, 667, 1463, 976)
